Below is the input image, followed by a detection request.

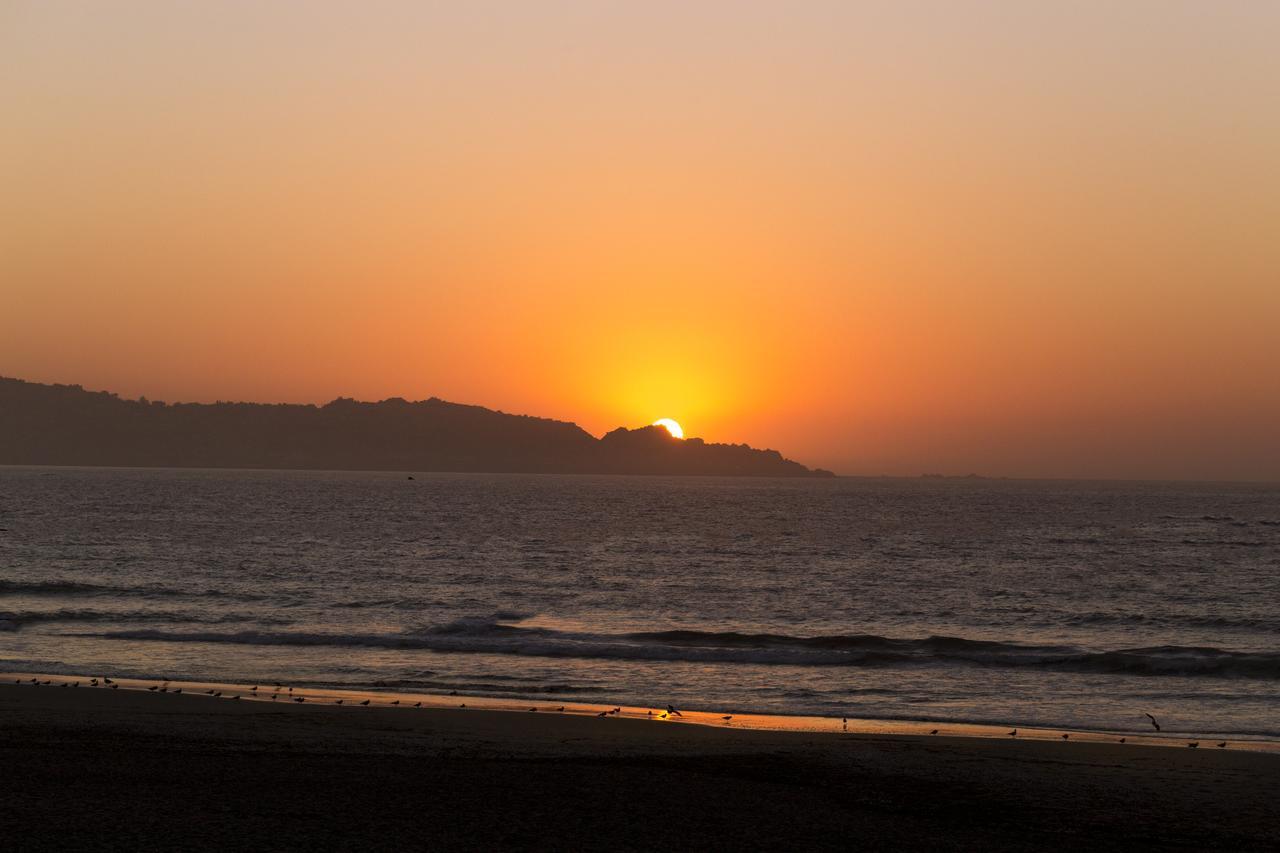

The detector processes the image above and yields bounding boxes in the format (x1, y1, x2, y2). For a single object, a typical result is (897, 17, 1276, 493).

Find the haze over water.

(3, 467, 1278, 740)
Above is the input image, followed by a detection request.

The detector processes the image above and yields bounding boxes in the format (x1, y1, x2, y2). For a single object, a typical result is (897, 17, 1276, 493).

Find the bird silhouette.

(1145, 713, 1161, 732)
(414, 702, 422, 708)
(391, 700, 400, 706)
(293, 697, 305, 703)
(723, 716, 734, 722)
(459, 703, 466, 709)
(930, 729, 939, 735)
(1217, 742, 1227, 748)
(1118, 737, 1127, 744)
(659, 712, 668, 719)
(1187, 741, 1199, 748)
(1008, 729, 1017, 737)
(103, 678, 114, 684)
(250, 686, 258, 692)
(360, 699, 370, 707)
(667, 705, 682, 717)
(597, 711, 608, 717)
(1061, 734, 1070, 740)
(557, 706, 565, 712)
(335, 700, 344, 705)
(528, 707, 537, 712)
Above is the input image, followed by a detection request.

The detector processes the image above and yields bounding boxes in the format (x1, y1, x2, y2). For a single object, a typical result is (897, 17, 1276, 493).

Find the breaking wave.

(75, 621, 1280, 679)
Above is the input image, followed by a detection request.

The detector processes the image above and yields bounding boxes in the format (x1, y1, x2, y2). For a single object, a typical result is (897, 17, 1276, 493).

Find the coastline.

(5, 671, 1276, 753)
(3, 678, 1278, 850)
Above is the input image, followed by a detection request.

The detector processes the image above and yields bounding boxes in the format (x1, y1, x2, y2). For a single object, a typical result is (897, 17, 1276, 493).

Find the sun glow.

(653, 418, 684, 439)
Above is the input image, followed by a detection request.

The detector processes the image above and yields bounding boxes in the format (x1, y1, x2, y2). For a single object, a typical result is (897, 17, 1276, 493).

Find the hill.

(0, 377, 833, 477)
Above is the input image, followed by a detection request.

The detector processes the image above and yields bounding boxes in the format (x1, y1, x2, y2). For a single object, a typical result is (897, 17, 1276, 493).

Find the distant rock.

(0, 377, 833, 478)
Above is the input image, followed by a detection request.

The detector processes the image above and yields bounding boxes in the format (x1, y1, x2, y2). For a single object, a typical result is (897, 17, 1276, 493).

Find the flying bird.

(1145, 713, 1161, 732)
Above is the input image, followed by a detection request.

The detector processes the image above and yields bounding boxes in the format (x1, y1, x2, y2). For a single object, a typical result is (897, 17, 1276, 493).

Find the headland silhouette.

(0, 377, 833, 477)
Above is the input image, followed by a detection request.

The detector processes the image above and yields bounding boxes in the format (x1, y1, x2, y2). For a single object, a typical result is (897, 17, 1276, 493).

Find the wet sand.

(2, 681, 1277, 850)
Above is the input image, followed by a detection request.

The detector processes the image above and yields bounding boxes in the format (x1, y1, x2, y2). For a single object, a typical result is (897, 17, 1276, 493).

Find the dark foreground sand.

(1, 684, 1277, 851)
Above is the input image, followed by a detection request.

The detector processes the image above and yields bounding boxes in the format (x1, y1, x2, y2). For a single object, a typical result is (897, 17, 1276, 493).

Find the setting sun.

(653, 419, 684, 439)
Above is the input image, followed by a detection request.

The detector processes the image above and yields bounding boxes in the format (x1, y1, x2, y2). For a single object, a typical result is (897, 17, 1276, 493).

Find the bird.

(556, 706, 565, 712)
(1187, 741, 1199, 748)
(391, 700, 400, 706)
(293, 697, 305, 703)
(213, 691, 222, 697)
(930, 729, 939, 735)
(459, 703, 466, 709)
(335, 700, 344, 705)
(1145, 713, 1161, 732)
(1217, 742, 1227, 748)
(612, 707, 621, 715)
(1061, 734, 1070, 740)
(597, 711, 608, 717)
(667, 705, 682, 717)
(73, 681, 80, 687)
(250, 686, 258, 692)
(528, 707, 537, 712)
(360, 699, 370, 707)
(647, 710, 653, 717)
(1008, 729, 1018, 737)
(110, 684, 118, 690)
(842, 717, 848, 731)
(271, 694, 278, 701)
(103, 678, 114, 684)
(1118, 737, 1127, 744)
(723, 716, 734, 722)
(147, 686, 158, 692)
(659, 712, 668, 719)
(414, 702, 422, 708)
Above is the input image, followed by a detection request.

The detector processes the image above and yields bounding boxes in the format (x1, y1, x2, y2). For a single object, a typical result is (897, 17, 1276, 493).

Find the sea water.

(2, 467, 1277, 739)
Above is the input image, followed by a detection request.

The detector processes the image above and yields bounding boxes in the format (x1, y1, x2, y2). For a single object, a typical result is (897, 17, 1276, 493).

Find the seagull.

(597, 711, 608, 717)
(250, 686, 258, 692)
(459, 703, 466, 709)
(528, 707, 537, 712)
(1187, 741, 1199, 748)
(1118, 737, 1126, 744)
(104, 678, 114, 684)
(335, 700, 344, 705)
(930, 729, 939, 735)
(1217, 742, 1227, 748)
(1145, 713, 1161, 732)
(1061, 734, 1070, 740)
(391, 700, 400, 706)
(723, 716, 734, 722)
(659, 712, 668, 719)
(1008, 729, 1018, 737)
(667, 705, 682, 717)
(556, 706, 565, 712)
(414, 702, 422, 708)
(360, 700, 370, 707)
(612, 708, 621, 715)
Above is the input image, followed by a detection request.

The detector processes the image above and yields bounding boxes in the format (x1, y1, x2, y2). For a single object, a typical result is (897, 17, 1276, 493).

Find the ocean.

(2, 467, 1278, 740)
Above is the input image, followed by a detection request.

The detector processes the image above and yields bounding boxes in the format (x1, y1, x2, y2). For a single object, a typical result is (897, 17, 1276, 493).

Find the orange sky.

(3, 2, 1278, 479)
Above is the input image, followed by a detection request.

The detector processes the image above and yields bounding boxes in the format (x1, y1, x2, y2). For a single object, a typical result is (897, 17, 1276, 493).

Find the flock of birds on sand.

(9, 677, 1232, 748)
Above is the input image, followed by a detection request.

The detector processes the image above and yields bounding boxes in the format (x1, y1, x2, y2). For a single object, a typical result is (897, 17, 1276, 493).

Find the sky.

(3, 1, 1278, 480)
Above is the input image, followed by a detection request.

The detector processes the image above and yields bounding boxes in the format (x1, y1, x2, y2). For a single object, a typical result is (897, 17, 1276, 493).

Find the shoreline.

(6, 670, 1275, 754)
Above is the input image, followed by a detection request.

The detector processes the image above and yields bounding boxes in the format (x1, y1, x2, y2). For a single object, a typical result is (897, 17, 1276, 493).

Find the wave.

(0, 608, 292, 632)
(0, 579, 268, 602)
(72, 621, 1280, 679)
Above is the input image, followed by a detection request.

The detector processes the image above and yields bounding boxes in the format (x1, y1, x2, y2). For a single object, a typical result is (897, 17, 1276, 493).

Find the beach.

(3, 681, 1277, 851)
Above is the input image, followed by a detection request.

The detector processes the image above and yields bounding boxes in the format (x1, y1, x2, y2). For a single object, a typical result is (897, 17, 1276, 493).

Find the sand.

(2, 681, 1277, 851)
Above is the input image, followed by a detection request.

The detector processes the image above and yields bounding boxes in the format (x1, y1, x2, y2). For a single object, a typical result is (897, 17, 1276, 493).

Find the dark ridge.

(0, 377, 833, 477)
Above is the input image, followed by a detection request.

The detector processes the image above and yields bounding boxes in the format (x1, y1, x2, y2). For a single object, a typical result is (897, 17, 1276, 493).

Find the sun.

(652, 418, 684, 439)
